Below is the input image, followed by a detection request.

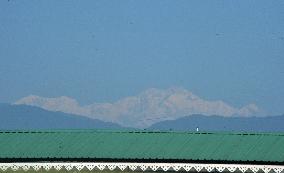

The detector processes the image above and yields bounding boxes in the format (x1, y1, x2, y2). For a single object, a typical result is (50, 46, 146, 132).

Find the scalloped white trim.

(0, 162, 283, 173)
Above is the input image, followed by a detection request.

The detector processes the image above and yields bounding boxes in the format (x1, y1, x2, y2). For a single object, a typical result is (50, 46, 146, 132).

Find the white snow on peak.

(15, 88, 261, 128)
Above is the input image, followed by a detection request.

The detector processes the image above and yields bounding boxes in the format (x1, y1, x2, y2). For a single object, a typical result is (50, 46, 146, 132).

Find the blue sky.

(0, 0, 283, 115)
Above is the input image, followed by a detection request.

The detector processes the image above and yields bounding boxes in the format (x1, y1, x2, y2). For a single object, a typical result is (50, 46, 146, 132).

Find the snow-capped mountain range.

(15, 88, 260, 128)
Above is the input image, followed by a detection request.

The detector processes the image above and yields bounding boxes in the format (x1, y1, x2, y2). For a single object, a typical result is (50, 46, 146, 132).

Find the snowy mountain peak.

(14, 88, 261, 128)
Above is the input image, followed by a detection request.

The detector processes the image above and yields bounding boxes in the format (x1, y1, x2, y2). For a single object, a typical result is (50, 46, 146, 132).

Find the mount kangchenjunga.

(15, 88, 260, 128)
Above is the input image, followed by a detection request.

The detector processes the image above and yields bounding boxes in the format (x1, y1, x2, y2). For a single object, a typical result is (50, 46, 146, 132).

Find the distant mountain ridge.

(14, 87, 260, 128)
(0, 103, 121, 130)
(1, 103, 283, 132)
(149, 114, 284, 132)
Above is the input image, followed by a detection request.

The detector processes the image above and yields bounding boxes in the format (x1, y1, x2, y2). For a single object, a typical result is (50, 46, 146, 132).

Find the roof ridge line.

(0, 129, 284, 136)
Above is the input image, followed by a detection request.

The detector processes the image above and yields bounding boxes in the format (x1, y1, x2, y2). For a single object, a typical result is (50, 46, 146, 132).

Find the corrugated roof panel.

(0, 130, 284, 163)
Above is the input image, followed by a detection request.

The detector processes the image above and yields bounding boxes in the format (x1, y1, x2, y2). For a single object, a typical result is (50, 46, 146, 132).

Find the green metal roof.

(0, 130, 284, 163)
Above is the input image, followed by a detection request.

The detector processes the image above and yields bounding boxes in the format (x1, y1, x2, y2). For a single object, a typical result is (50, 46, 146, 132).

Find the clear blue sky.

(0, 0, 283, 115)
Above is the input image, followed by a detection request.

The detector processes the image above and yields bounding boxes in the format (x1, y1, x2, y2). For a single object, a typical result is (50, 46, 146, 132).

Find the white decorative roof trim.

(0, 162, 283, 173)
